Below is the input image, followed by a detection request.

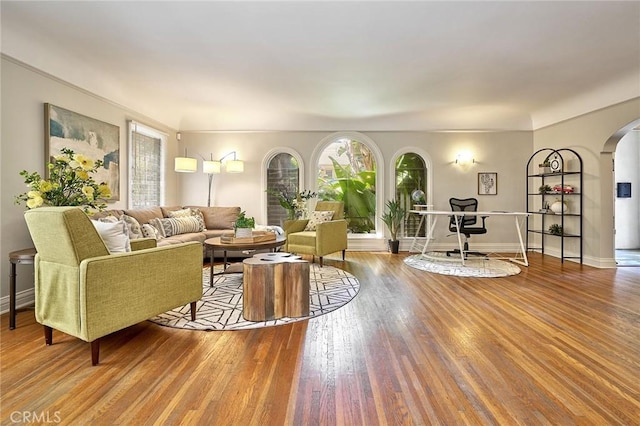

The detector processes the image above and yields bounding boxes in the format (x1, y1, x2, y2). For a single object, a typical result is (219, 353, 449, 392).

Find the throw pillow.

(148, 218, 167, 238)
(92, 220, 131, 253)
(190, 208, 207, 231)
(167, 208, 192, 218)
(98, 215, 119, 224)
(304, 210, 335, 231)
(141, 223, 161, 240)
(122, 214, 144, 239)
(155, 216, 203, 237)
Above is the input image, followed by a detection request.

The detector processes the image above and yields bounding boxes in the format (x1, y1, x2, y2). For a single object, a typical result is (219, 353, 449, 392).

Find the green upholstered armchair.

(283, 201, 348, 267)
(24, 207, 203, 365)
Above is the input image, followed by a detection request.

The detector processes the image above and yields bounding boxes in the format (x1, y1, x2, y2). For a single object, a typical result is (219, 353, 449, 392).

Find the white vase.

(235, 227, 253, 238)
(550, 200, 567, 214)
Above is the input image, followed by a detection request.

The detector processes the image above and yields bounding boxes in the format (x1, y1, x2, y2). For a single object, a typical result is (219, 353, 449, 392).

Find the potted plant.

(548, 224, 563, 236)
(234, 211, 255, 238)
(539, 160, 551, 174)
(381, 199, 406, 254)
(539, 184, 552, 194)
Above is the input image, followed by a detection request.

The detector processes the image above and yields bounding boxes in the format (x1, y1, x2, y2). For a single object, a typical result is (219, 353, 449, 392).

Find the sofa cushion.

(91, 220, 131, 253)
(164, 232, 206, 244)
(122, 214, 144, 239)
(90, 209, 124, 221)
(154, 216, 204, 237)
(189, 208, 207, 230)
(186, 206, 240, 230)
(141, 223, 161, 239)
(161, 206, 184, 217)
(304, 210, 335, 231)
(167, 208, 193, 218)
(124, 207, 164, 226)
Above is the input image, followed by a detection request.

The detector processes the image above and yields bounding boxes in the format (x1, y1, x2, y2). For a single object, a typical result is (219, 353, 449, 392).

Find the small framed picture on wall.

(478, 172, 497, 195)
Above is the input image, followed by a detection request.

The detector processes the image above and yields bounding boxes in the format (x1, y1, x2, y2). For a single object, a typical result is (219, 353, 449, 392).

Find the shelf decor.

(550, 199, 567, 214)
(526, 148, 583, 263)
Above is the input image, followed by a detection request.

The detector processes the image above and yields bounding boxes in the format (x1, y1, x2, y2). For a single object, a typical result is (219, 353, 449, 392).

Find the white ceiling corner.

(1, 1, 639, 132)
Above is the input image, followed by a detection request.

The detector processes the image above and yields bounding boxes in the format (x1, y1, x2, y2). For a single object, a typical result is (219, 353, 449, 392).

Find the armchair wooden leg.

(319, 256, 323, 267)
(342, 250, 346, 260)
(44, 325, 53, 345)
(91, 339, 100, 366)
(190, 301, 197, 321)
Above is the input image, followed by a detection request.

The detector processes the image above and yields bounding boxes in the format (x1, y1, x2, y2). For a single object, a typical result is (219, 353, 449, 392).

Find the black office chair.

(446, 197, 488, 258)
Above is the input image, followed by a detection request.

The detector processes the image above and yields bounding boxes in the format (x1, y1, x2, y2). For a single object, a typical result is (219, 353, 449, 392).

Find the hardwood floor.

(1, 252, 639, 425)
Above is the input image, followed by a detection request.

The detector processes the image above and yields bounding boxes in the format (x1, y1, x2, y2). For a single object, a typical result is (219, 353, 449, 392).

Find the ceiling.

(2, 1, 639, 132)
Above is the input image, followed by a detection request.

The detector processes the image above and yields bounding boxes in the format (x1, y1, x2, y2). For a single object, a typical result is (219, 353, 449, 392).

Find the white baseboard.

(0, 288, 35, 315)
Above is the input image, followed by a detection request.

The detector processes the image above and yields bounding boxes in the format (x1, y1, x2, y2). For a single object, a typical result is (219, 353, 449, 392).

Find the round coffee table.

(204, 235, 287, 286)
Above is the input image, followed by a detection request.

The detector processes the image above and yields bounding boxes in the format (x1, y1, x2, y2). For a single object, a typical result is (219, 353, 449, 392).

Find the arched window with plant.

(316, 138, 377, 234)
(395, 152, 428, 238)
(265, 152, 301, 226)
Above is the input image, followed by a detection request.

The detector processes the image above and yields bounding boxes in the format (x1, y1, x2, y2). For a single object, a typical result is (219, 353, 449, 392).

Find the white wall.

(615, 130, 640, 249)
(176, 130, 532, 251)
(0, 57, 179, 304)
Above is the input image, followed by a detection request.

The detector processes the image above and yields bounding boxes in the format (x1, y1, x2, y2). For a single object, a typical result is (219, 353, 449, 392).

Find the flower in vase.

(15, 147, 111, 213)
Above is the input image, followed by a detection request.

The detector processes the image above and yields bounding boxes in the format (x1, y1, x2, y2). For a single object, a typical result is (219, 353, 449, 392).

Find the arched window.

(395, 152, 428, 238)
(266, 152, 301, 225)
(316, 137, 378, 233)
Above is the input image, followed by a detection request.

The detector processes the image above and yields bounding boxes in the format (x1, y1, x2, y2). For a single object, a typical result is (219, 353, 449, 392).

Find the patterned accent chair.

(24, 207, 203, 365)
(283, 201, 348, 267)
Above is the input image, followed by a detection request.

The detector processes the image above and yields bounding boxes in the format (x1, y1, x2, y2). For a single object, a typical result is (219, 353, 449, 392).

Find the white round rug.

(404, 253, 521, 277)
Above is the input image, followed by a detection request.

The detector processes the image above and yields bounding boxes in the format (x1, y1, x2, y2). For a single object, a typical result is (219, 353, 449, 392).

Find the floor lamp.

(202, 155, 220, 207)
(202, 151, 244, 207)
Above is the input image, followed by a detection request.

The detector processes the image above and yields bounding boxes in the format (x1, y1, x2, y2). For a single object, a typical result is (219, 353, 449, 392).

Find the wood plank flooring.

(1, 252, 639, 425)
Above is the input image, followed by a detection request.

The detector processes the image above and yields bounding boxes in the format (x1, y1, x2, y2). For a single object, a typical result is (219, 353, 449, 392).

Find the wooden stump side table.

(242, 253, 310, 321)
(8, 248, 37, 329)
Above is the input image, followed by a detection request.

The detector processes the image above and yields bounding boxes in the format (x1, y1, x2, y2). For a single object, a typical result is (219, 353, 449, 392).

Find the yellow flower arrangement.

(15, 147, 111, 213)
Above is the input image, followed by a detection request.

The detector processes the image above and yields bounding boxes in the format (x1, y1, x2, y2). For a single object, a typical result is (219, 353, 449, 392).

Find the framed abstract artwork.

(478, 172, 497, 195)
(44, 103, 120, 200)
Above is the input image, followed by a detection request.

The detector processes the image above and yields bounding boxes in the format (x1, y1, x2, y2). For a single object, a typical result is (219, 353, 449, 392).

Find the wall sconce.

(455, 152, 475, 166)
(174, 148, 197, 173)
(201, 151, 244, 206)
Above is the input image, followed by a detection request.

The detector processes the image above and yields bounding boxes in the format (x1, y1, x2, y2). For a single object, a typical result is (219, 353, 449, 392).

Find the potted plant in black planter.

(381, 199, 406, 253)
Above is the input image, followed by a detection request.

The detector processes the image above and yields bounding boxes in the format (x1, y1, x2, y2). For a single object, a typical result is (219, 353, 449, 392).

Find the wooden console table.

(242, 253, 310, 321)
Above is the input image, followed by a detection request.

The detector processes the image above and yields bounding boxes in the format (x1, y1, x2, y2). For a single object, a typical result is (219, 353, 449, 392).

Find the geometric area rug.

(404, 252, 521, 278)
(148, 264, 360, 331)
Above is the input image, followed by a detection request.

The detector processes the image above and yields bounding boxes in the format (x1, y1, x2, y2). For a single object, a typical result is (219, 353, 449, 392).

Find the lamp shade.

(225, 159, 244, 173)
(174, 156, 197, 173)
(203, 160, 221, 174)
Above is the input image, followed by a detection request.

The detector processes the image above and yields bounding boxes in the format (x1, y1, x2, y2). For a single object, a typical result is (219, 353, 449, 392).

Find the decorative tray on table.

(220, 231, 277, 244)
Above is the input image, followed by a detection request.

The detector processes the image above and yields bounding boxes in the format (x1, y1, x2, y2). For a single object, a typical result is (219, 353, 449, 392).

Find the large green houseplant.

(381, 199, 406, 253)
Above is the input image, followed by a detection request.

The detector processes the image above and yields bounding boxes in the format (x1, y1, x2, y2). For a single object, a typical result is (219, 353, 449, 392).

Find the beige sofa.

(92, 206, 281, 258)
(93, 206, 238, 254)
